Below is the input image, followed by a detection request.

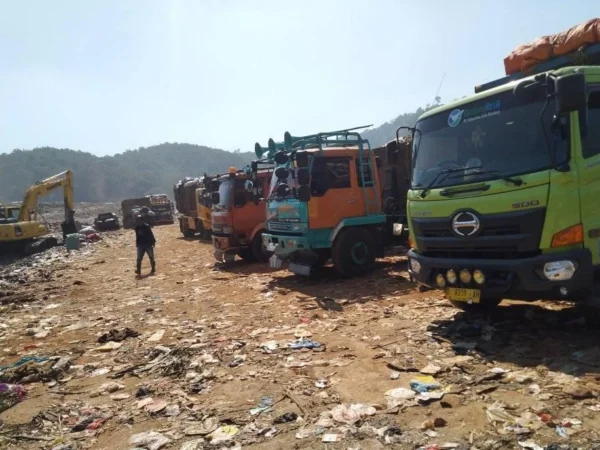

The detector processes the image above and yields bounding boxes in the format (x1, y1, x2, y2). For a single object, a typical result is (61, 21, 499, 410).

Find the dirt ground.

(2, 222, 600, 450)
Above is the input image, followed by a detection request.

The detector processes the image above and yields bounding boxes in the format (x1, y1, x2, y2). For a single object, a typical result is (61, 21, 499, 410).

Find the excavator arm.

(18, 171, 75, 226)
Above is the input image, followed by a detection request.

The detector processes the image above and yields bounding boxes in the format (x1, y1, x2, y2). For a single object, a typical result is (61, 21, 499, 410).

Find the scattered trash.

(145, 398, 168, 414)
(420, 363, 442, 375)
(260, 340, 279, 353)
(274, 412, 298, 424)
(331, 403, 376, 425)
(315, 378, 329, 389)
(129, 431, 171, 450)
(148, 329, 166, 342)
(385, 387, 416, 408)
(207, 425, 239, 444)
(486, 403, 517, 424)
(250, 396, 274, 416)
(95, 341, 122, 352)
(410, 375, 441, 393)
(0, 383, 26, 413)
(136, 386, 153, 398)
(322, 433, 339, 442)
(288, 338, 322, 350)
(0, 356, 49, 373)
(97, 327, 139, 343)
(518, 442, 544, 450)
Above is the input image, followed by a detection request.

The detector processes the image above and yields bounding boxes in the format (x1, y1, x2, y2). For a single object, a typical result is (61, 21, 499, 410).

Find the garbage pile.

(1, 224, 600, 450)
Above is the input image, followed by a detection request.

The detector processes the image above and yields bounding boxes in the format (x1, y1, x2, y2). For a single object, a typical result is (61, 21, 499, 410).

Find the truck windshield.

(215, 179, 235, 210)
(412, 91, 566, 189)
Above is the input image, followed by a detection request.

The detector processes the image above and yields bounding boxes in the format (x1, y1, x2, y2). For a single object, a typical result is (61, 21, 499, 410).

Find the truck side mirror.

(211, 180, 220, 191)
(555, 73, 587, 114)
(298, 185, 311, 202)
(244, 180, 254, 192)
(297, 168, 309, 186)
(295, 151, 309, 168)
(211, 192, 220, 204)
(251, 161, 258, 173)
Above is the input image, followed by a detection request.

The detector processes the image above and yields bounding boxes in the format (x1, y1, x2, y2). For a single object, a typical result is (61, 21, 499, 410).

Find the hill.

(0, 103, 443, 204)
(361, 100, 441, 148)
(0, 144, 254, 203)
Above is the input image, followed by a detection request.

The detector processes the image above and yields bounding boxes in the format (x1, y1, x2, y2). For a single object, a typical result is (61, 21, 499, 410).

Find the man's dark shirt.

(135, 223, 156, 247)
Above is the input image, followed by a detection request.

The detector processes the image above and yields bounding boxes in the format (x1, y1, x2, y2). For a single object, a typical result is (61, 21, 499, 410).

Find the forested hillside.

(361, 100, 441, 148)
(0, 103, 443, 203)
(0, 144, 254, 202)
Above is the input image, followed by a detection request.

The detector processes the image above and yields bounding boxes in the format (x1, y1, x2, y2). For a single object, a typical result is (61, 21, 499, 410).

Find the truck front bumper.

(407, 248, 593, 301)
(263, 233, 315, 275)
(212, 234, 239, 263)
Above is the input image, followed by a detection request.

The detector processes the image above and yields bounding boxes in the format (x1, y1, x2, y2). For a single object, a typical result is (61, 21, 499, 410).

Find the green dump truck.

(406, 33, 600, 310)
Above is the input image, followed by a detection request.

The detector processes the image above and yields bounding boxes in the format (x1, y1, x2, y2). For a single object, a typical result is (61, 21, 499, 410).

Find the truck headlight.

(543, 260, 576, 281)
(290, 223, 307, 233)
(409, 259, 421, 274)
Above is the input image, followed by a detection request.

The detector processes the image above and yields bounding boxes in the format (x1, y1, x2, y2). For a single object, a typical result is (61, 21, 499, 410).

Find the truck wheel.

(183, 229, 195, 238)
(196, 221, 205, 239)
(332, 227, 376, 277)
(450, 297, 502, 312)
(252, 230, 272, 263)
(239, 248, 257, 263)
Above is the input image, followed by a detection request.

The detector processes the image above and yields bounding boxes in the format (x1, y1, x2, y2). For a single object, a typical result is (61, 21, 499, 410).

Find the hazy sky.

(0, 1, 596, 156)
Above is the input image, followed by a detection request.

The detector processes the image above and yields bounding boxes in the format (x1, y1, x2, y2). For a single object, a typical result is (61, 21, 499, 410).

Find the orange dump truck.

(211, 166, 273, 263)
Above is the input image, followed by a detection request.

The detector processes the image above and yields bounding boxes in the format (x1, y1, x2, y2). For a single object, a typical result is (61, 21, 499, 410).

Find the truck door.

(308, 156, 363, 229)
(578, 88, 600, 265)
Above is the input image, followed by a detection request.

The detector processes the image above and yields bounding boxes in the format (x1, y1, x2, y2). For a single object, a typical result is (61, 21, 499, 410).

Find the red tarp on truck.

(504, 18, 600, 75)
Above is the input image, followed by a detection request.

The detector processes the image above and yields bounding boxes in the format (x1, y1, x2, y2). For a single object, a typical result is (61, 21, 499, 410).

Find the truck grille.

(268, 222, 293, 232)
(413, 208, 546, 259)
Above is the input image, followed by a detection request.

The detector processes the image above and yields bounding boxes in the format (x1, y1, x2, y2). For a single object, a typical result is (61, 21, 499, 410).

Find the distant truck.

(121, 195, 174, 229)
(173, 176, 216, 239)
(211, 166, 273, 263)
(94, 212, 120, 231)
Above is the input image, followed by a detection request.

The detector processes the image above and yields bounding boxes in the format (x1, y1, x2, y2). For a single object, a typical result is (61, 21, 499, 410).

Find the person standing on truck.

(134, 215, 156, 275)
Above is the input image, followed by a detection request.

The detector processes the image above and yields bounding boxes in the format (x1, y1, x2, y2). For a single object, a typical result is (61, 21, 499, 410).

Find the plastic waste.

(330, 403, 376, 425)
(288, 338, 321, 350)
(410, 375, 441, 393)
(250, 396, 274, 415)
(97, 327, 139, 343)
(207, 425, 239, 444)
(385, 387, 416, 408)
(129, 431, 171, 450)
(486, 403, 516, 424)
(0, 356, 49, 373)
(274, 412, 298, 424)
(0, 383, 26, 413)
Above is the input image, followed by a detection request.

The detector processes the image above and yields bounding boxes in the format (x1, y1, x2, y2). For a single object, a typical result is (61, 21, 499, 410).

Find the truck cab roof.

(419, 65, 600, 122)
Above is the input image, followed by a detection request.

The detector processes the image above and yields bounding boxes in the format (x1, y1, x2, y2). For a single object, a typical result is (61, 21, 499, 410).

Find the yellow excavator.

(0, 170, 76, 254)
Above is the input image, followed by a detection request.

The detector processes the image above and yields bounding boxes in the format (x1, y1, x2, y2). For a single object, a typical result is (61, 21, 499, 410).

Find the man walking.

(134, 215, 156, 275)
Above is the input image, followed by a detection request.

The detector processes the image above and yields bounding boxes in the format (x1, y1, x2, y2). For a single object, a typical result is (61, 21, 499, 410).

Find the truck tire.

(196, 221, 205, 239)
(183, 229, 195, 238)
(332, 227, 376, 277)
(252, 230, 272, 263)
(239, 248, 256, 263)
(450, 297, 502, 312)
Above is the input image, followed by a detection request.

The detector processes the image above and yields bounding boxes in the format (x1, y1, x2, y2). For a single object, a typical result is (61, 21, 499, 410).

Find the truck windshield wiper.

(452, 169, 523, 186)
(419, 166, 479, 198)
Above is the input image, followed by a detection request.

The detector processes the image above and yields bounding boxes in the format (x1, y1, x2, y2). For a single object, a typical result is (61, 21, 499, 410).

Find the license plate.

(445, 287, 481, 303)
